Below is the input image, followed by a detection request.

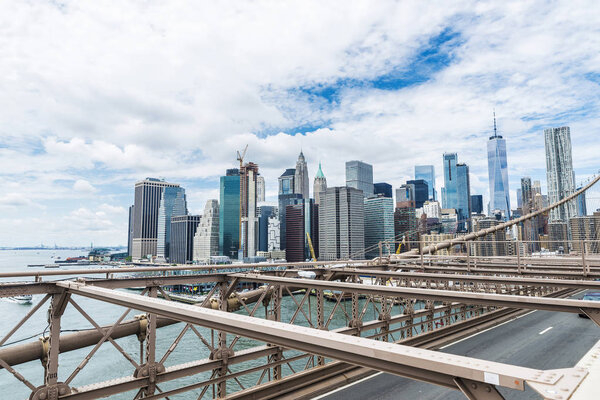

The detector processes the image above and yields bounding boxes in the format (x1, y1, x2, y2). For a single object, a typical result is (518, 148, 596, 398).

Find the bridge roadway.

(319, 293, 599, 400)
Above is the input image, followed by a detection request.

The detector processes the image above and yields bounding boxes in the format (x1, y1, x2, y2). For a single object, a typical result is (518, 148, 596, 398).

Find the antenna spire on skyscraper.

(493, 109, 498, 138)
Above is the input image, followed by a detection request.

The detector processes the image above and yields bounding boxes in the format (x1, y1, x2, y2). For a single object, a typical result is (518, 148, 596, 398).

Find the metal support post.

(270, 285, 283, 380)
(420, 240, 424, 270)
(134, 286, 165, 397)
(216, 281, 231, 397)
(378, 242, 383, 265)
(517, 240, 521, 274)
(316, 288, 325, 366)
(581, 240, 588, 277)
(31, 291, 71, 400)
(466, 241, 471, 273)
(349, 276, 362, 333)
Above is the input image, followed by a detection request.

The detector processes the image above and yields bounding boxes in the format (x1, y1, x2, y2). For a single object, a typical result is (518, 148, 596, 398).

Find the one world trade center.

(487, 111, 510, 219)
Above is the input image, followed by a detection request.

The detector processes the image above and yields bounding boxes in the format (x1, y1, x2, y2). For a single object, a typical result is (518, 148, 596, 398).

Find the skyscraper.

(256, 176, 265, 202)
(406, 179, 428, 208)
(441, 154, 471, 230)
(318, 187, 365, 260)
(278, 168, 302, 250)
(258, 205, 276, 252)
(170, 215, 201, 264)
(487, 112, 511, 219)
(576, 187, 587, 217)
(131, 178, 180, 259)
(396, 184, 415, 208)
(373, 182, 393, 198)
(364, 196, 395, 258)
(285, 200, 318, 262)
(545, 126, 577, 222)
(294, 151, 310, 199)
(156, 186, 187, 261)
(193, 199, 219, 263)
(415, 165, 436, 201)
(471, 195, 483, 214)
(346, 160, 373, 197)
(521, 177, 532, 210)
(313, 162, 327, 205)
(240, 162, 259, 258)
(456, 163, 471, 229)
(219, 169, 240, 259)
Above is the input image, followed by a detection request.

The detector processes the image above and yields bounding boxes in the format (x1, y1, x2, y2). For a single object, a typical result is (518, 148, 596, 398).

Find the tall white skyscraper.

(193, 199, 220, 263)
(545, 126, 577, 222)
(294, 151, 310, 199)
(487, 112, 510, 219)
(240, 162, 259, 258)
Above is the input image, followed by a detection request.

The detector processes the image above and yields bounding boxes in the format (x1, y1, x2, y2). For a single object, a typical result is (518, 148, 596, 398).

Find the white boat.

(6, 295, 33, 304)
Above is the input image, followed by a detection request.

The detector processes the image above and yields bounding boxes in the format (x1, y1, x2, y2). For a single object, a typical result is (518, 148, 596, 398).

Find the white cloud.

(1, 0, 600, 245)
(73, 179, 97, 193)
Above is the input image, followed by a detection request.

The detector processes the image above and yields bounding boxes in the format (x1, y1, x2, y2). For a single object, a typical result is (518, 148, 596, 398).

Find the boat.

(5, 295, 33, 304)
(44, 264, 60, 268)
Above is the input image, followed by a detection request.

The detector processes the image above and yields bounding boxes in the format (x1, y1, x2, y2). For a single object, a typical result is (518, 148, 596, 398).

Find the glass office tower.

(442, 153, 470, 231)
(346, 160, 374, 197)
(414, 165, 436, 200)
(156, 186, 188, 260)
(487, 115, 510, 219)
(219, 169, 240, 259)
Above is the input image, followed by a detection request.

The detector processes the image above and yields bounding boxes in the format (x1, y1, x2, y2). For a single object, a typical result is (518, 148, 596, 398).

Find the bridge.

(1, 178, 600, 399)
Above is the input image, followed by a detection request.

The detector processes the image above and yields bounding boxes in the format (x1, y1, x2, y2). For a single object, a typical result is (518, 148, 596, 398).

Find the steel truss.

(0, 262, 597, 400)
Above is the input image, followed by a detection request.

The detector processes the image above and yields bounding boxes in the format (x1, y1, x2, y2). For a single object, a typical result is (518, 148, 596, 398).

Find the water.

(0, 250, 378, 399)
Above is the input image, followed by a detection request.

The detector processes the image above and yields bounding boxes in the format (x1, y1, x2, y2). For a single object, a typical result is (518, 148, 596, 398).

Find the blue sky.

(1, 0, 600, 246)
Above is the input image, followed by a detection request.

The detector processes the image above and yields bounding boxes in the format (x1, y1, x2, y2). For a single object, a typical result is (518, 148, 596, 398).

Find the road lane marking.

(539, 326, 553, 335)
(438, 311, 536, 350)
(312, 372, 383, 399)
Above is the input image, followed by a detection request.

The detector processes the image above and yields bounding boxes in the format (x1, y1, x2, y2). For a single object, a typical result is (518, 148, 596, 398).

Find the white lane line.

(314, 309, 538, 398)
(539, 326, 553, 335)
(438, 311, 535, 350)
(311, 372, 383, 399)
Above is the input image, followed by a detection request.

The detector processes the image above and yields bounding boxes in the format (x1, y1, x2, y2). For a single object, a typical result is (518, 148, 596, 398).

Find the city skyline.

(2, 1, 600, 246)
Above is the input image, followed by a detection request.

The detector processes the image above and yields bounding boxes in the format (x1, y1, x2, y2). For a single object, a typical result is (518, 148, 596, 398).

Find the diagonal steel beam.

(336, 268, 600, 290)
(230, 273, 600, 321)
(55, 281, 587, 400)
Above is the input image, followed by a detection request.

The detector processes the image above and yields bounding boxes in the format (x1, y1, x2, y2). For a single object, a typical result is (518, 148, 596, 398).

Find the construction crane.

(396, 235, 406, 254)
(306, 232, 317, 262)
(237, 145, 248, 258)
(237, 144, 248, 170)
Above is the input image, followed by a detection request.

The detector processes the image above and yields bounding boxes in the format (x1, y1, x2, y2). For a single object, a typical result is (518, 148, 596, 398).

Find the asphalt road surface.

(319, 295, 600, 400)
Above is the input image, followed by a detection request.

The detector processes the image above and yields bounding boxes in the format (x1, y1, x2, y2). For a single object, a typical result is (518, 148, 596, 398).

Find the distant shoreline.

(0, 247, 125, 251)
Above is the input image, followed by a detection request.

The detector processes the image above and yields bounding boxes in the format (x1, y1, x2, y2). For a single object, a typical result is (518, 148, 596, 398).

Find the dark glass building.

(285, 200, 319, 262)
(219, 169, 240, 259)
(394, 206, 417, 251)
(278, 168, 300, 251)
(258, 206, 276, 252)
(406, 179, 428, 208)
(170, 215, 201, 264)
(286, 204, 306, 262)
(414, 165, 436, 200)
(373, 182, 393, 198)
(470, 194, 483, 214)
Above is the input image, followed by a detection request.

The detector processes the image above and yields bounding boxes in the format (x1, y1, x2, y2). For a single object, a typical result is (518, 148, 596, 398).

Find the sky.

(1, 0, 600, 247)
